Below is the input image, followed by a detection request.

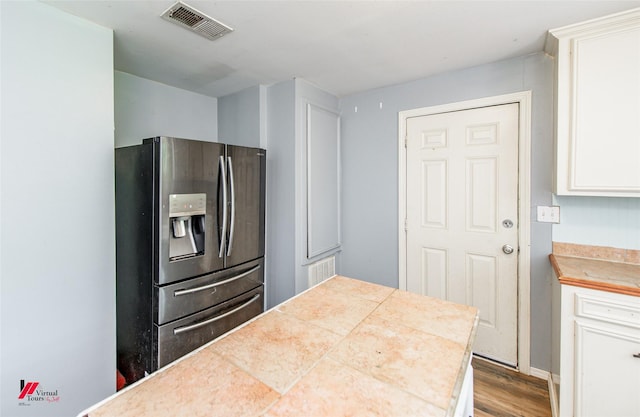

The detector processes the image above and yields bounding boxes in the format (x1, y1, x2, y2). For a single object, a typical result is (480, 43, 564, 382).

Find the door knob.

(502, 244, 514, 254)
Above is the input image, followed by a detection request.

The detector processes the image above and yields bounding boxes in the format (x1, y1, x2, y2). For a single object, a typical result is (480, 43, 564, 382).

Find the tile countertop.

(550, 242, 640, 297)
(80, 276, 479, 417)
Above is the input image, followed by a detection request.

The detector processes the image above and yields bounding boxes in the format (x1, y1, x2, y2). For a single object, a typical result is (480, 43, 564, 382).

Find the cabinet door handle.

(633, 353, 640, 359)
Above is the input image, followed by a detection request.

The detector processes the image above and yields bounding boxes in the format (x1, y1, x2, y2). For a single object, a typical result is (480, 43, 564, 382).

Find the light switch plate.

(537, 206, 560, 223)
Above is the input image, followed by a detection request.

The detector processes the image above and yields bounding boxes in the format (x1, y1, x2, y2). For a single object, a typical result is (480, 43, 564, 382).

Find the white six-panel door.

(405, 103, 519, 366)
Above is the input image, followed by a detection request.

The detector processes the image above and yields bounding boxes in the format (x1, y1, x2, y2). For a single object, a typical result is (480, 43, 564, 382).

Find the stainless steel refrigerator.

(115, 137, 265, 385)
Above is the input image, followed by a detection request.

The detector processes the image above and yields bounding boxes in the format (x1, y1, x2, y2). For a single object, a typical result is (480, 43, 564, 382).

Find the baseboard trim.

(529, 367, 558, 417)
(548, 373, 559, 417)
(529, 366, 548, 380)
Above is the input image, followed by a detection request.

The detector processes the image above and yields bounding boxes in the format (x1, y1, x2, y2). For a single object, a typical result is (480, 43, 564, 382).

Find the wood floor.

(473, 357, 552, 417)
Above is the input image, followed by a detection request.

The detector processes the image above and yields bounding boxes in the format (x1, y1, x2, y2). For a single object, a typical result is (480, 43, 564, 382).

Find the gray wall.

(1, 2, 116, 415)
(265, 79, 342, 307)
(265, 80, 297, 307)
(339, 52, 556, 372)
(553, 196, 640, 249)
(115, 71, 218, 148)
(218, 85, 263, 148)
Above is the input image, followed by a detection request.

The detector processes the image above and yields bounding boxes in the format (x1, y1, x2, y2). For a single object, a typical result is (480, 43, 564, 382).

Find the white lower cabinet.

(559, 285, 640, 416)
(454, 358, 474, 417)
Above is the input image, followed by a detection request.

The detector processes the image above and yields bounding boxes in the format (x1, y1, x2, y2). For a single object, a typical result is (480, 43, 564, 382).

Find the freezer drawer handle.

(173, 265, 262, 297)
(173, 293, 261, 335)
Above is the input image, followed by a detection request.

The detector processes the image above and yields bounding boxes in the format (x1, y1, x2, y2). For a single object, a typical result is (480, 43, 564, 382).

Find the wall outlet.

(537, 205, 560, 223)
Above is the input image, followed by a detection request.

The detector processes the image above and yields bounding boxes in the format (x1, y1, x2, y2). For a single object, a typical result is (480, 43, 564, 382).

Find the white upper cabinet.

(547, 9, 640, 196)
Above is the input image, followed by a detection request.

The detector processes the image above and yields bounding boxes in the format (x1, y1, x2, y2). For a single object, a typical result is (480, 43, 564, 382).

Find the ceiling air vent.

(161, 1, 233, 41)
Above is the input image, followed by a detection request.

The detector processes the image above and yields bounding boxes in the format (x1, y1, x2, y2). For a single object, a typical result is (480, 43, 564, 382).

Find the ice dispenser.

(169, 193, 206, 261)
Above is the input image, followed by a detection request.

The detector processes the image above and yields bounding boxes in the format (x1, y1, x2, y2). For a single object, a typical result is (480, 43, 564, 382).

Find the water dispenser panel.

(169, 193, 206, 217)
(169, 194, 206, 261)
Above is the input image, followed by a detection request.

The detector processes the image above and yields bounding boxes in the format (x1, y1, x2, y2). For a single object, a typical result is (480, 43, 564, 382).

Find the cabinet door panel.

(550, 9, 640, 196)
(570, 27, 640, 193)
(574, 320, 640, 417)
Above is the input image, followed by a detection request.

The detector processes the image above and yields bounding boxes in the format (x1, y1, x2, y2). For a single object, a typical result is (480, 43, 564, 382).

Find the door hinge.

(404, 136, 408, 148)
(404, 218, 408, 231)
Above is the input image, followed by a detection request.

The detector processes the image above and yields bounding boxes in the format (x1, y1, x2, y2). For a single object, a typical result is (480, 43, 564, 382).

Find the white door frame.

(398, 91, 532, 375)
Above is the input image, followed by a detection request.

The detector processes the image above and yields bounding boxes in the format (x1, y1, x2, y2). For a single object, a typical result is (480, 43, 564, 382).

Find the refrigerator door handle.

(226, 156, 236, 257)
(172, 293, 261, 335)
(218, 155, 228, 258)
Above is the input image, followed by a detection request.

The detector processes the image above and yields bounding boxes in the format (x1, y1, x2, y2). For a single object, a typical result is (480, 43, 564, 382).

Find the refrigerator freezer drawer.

(155, 285, 264, 370)
(156, 258, 264, 325)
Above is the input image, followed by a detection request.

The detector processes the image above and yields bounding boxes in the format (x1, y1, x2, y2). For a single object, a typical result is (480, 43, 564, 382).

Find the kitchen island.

(81, 276, 479, 417)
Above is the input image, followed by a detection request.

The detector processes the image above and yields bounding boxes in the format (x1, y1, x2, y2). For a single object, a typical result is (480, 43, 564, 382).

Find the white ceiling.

(46, 0, 640, 98)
